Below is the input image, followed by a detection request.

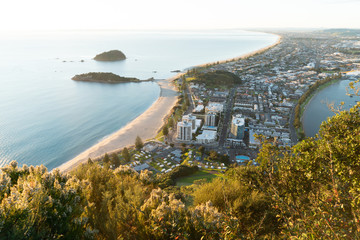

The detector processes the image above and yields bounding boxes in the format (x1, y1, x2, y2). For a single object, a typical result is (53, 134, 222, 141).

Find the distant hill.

(192, 70, 242, 88)
(321, 28, 360, 37)
(94, 50, 126, 61)
(72, 72, 139, 83)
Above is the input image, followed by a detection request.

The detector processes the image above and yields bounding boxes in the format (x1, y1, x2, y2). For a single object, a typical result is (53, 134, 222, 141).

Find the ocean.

(0, 29, 278, 169)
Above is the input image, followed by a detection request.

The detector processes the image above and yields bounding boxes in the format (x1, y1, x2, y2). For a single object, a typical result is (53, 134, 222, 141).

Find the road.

(289, 106, 298, 144)
(218, 87, 236, 147)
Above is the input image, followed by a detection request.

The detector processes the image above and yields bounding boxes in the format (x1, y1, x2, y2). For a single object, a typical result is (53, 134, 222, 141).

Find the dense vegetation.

(339, 48, 360, 55)
(321, 28, 360, 37)
(192, 70, 242, 88)
(93, 50, 126, 61)
(72, 72, 140, 83)
(1, 103, 360, 239)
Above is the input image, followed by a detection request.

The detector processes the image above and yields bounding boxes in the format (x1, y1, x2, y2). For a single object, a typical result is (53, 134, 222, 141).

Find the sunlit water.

(0, 30, 278, 169)
(302, 79, 360, 137)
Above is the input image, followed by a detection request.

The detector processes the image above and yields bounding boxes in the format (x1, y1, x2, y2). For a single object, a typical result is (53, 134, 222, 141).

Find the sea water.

(0, 30, 278, 169)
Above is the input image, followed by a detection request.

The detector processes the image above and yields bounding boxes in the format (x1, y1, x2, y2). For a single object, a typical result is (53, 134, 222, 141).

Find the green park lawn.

(176, 170, 218, 186)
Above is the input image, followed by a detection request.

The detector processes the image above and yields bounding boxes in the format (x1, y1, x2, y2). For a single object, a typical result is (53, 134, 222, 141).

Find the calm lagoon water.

(302, 79, 360, 137)
(0, 30, 278, 169)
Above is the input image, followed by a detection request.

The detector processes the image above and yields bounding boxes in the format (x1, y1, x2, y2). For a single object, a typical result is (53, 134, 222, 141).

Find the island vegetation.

(72, 72, 141, 83)
(93, 50, 126, 61)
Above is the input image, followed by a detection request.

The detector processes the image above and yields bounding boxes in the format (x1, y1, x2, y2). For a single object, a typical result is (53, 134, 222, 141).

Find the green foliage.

(207, 150, 230, 165)
(192, 70, 242, 88)
(3, 103, 360, 239)
(193, 178, 279, 237)
(176, 171, 217, 187)
(110, 153, 121, 168)
(157, 165, 199, 188)
(72, 72, 139, 83)
(121, 147, 131, 162)
(0, 162, 92, 239)
(103, 153, 110, 164)
(93, 50, 126, 61)
(135, 136, 144, 150)
(208, 150, 218, 160)
(253, 103, 360, 238)
(198, 146, 205, 155)
(167, 117, 174, 128)
(162, 125, 169, 136)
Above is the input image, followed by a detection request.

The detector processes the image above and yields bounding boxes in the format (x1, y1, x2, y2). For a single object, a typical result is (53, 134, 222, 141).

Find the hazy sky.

(1, 0, 359, 31)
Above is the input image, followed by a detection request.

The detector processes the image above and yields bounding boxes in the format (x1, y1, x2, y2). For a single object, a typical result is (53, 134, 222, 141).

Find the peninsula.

(94, 50, 126, 61)
(72, 72, 140, 83)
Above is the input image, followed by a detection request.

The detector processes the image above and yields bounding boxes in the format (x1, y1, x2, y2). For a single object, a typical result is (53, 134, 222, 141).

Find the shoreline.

(57, 75, 181, 172)
(56, 34, 281, 173)
(194, 34, 282, 68)
(297, 76, 343, 138)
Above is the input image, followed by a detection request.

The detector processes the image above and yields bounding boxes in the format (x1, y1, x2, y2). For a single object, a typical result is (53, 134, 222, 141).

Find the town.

(101, 30, 360, 185)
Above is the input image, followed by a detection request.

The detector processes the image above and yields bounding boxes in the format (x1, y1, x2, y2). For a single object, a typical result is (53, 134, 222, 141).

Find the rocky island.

(93, 50, 126, 61)
(72, 72, 140, 83)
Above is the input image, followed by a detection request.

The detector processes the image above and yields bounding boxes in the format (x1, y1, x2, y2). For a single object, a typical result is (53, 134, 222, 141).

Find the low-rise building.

(196, 130, 217, 144)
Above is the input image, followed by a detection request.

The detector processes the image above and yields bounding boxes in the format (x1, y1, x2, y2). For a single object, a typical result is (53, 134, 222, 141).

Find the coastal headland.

(57, 35, 281, 173)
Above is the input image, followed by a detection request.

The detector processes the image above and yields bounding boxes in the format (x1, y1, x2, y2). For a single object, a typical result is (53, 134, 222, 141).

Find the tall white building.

(230, 114, 245, 140)
(177, 121, 192, 141)
(182, 114, 197, 130)
(205, 112, 217, 127)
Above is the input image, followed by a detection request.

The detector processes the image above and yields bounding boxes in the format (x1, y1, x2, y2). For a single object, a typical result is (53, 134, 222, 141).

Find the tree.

(111, 153, 121, 168)
(198, 146, 205, 156)
(184, 92, 190, 107)
(0, 162, 92, 239)
(162, 125, 169, 136)
(122, 147, 131, 162)
(250, 103, 360, 238)
(209, 150, 218, 160)
(103, 153, 110, 164)
(135, 136, 143, 150)
(168, 117, 174, 128)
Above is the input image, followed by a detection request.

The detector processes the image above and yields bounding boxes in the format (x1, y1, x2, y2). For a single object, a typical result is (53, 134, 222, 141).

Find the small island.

(94, 50, 126, 61)
(72, 72, 140, 83)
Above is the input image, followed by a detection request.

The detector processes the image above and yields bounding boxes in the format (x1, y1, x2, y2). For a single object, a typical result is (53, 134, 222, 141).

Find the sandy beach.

(57, 76, 180, 172)
(195, 34, 282, 68)
(57, 34, 281, 173)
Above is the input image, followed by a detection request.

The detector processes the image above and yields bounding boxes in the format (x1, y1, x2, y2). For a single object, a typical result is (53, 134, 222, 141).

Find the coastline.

(56, 34, 281, 173)
(194, 34, 282, 68)
(57, 75, 180, 173)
